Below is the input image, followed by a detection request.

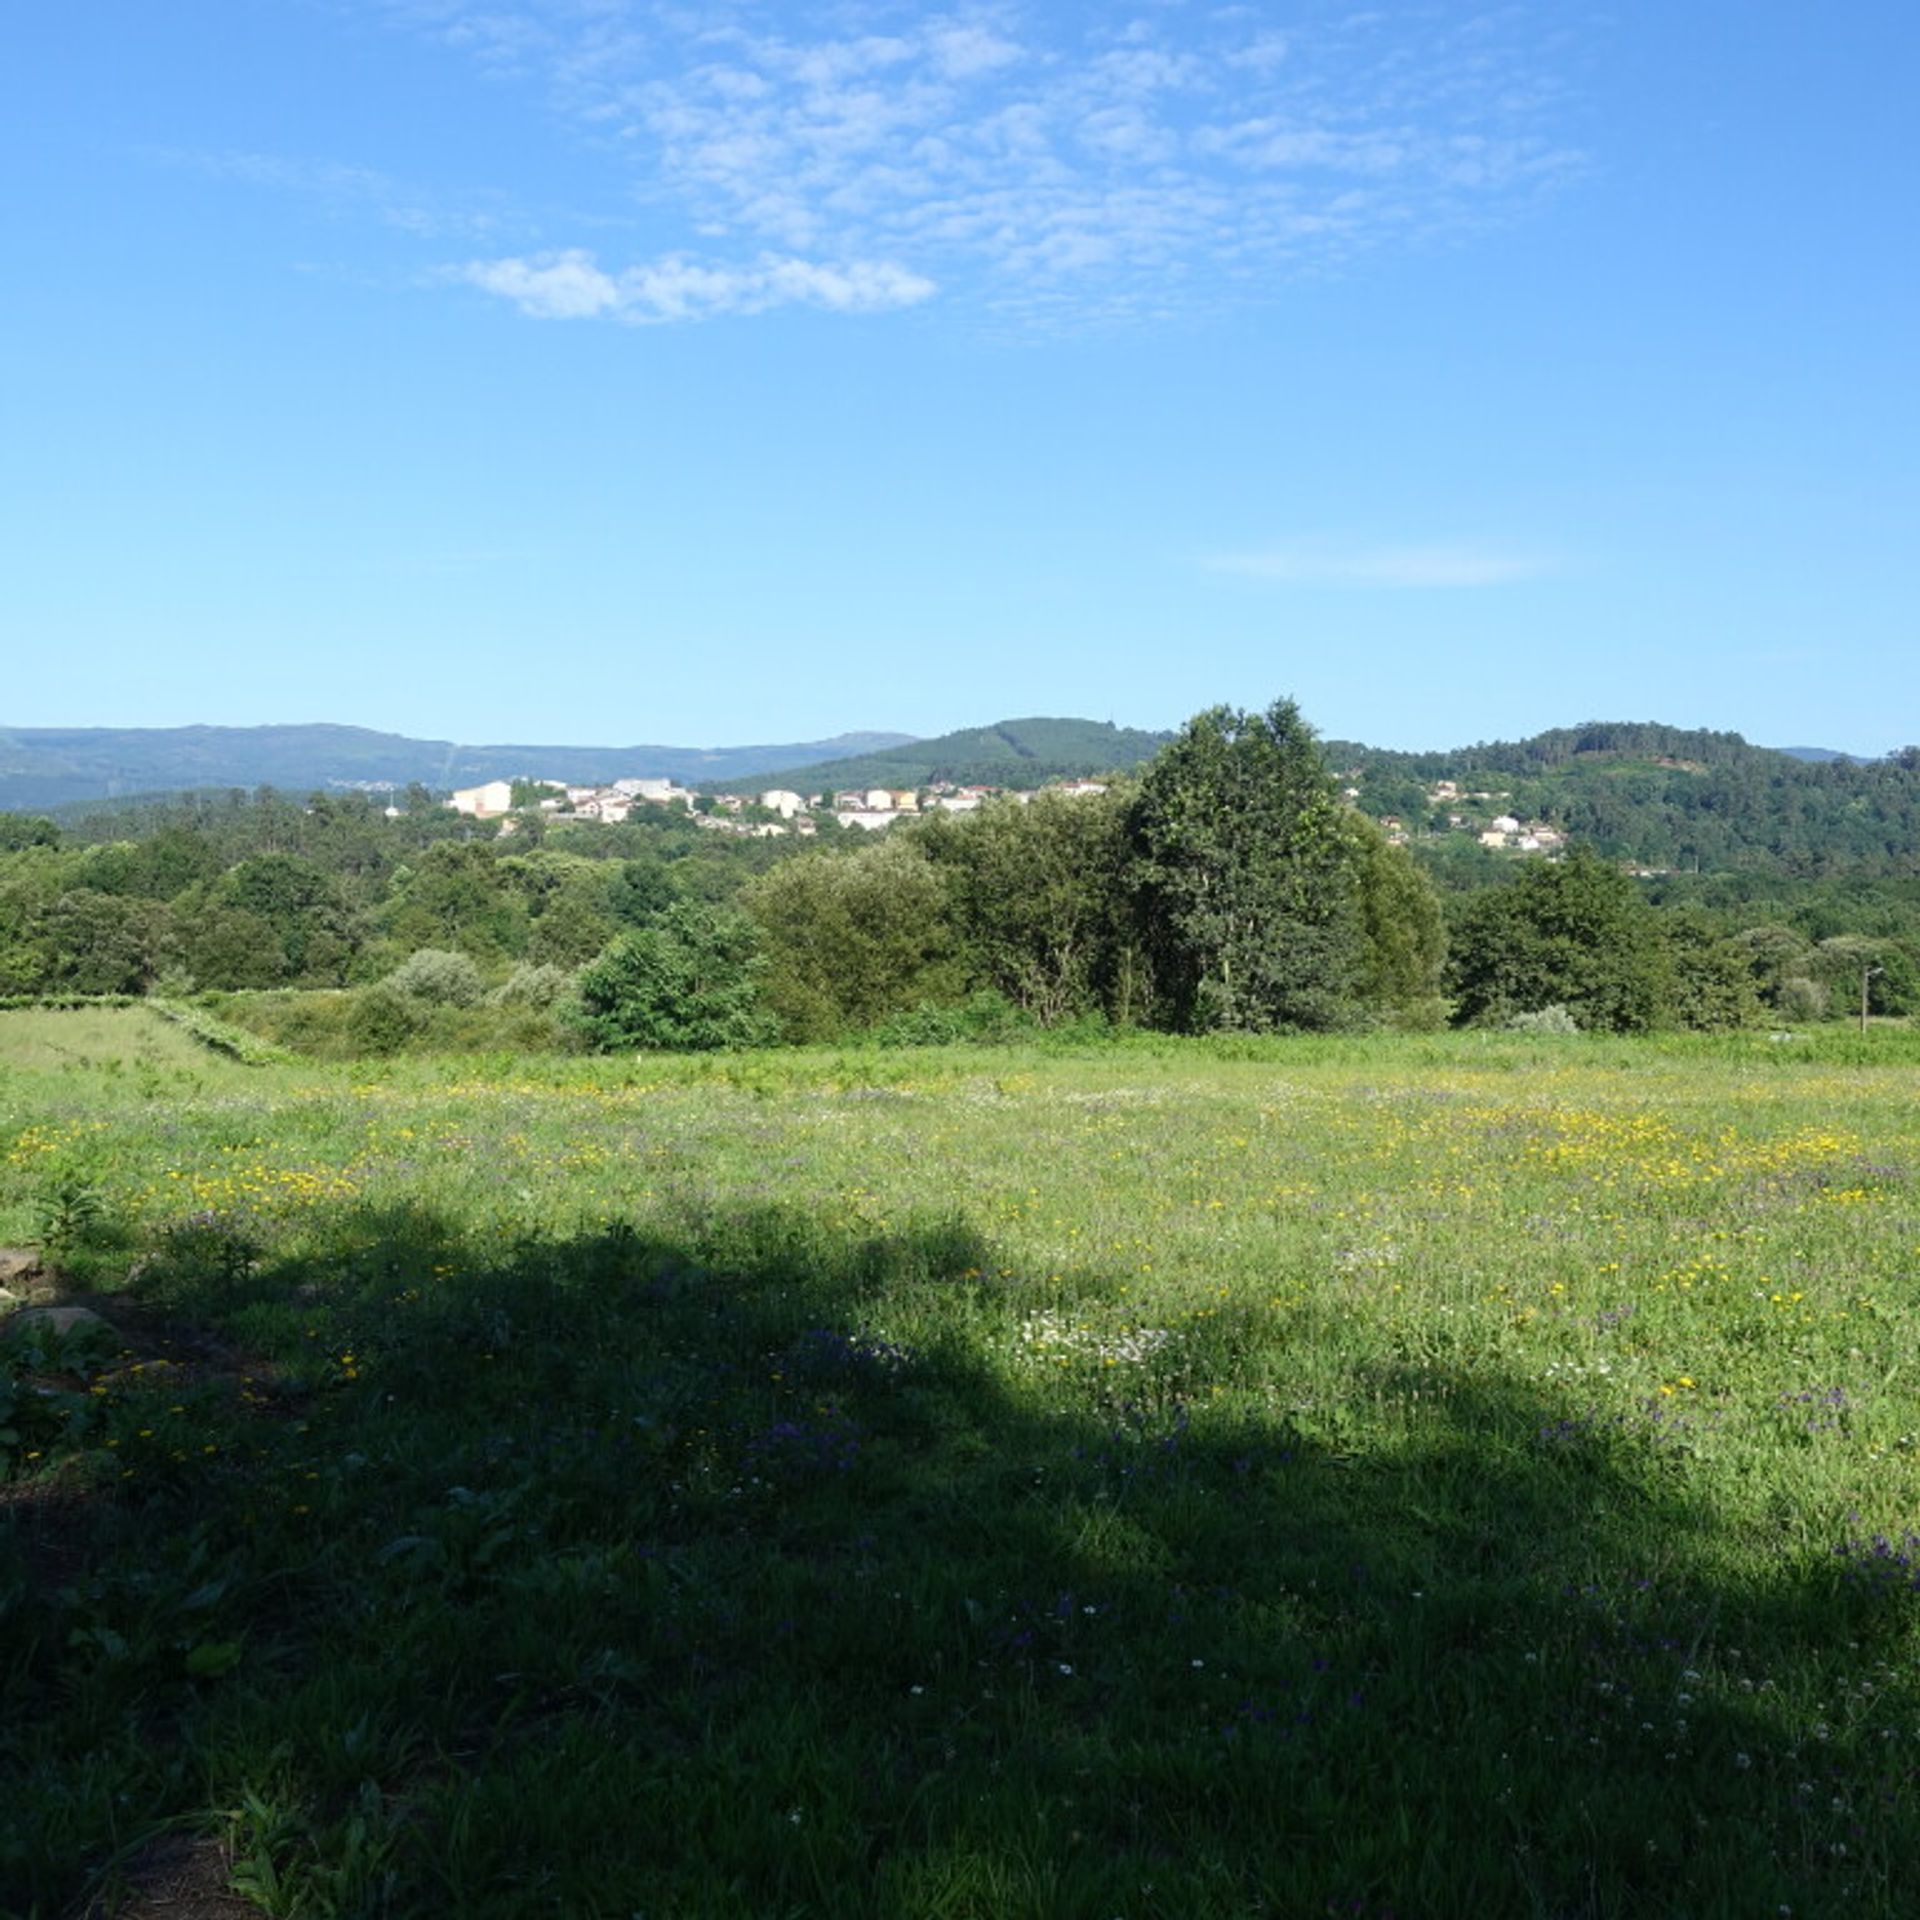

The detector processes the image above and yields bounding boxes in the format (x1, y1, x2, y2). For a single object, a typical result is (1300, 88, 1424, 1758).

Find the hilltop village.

(446, 774, 1113, 837)
(1357, 779, 1566, 856)
(448, 771, 1567, 855)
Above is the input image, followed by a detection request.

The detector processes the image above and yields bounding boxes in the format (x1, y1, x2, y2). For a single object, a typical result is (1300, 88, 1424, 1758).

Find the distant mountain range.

(0, 723, 918, 813)
(2, 717, 1182, 814)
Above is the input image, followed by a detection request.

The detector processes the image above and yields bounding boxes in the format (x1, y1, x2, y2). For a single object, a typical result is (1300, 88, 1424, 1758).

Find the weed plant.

(3, 1022, 1920, 1915)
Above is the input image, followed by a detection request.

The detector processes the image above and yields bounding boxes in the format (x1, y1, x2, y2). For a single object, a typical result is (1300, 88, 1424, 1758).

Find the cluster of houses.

(448, 776, 694, 825)
(1336, 777, 1566, 857)
(448, 765, 1569, 859)
(1420, 779, 1566, 854)
(446, 775, 1110, 837)
(1471, 815, 1567, 854)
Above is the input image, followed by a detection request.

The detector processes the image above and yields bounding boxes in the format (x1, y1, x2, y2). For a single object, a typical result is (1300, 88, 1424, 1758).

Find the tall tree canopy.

(1342, 814, 1448, 1020)
(919, 789, 1148, 1027)
(1126, 699, 1364, 1032)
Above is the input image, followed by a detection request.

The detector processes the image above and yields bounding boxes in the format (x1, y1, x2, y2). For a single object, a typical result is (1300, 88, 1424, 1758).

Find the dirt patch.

(1, 1244, 46, 1291)
(12, 1274, 298, 1406)
(75, 1832, 264, 1919)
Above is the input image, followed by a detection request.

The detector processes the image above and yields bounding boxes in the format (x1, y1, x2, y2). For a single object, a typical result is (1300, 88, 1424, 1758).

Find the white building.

(449, 780, 514, 818)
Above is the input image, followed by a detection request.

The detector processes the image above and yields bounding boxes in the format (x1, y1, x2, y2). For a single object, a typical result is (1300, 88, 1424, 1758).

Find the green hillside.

(719, 716, 1172, 794)
(1325, 722, 1920, 878)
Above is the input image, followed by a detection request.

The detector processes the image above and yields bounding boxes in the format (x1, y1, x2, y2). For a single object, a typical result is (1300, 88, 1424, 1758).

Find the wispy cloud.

(355, 3, 1593, 324)
(1204, 540, 1558, 589)
(456, 247, 935, 320)
(143, 146, 518, 241)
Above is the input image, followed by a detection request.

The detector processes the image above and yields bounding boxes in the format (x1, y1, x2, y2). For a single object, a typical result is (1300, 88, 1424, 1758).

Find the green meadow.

(6, 1008, 1920, 1916)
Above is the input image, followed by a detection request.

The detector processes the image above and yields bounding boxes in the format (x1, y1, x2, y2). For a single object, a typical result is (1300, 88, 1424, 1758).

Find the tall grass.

(4, 1026, 1919, 1915)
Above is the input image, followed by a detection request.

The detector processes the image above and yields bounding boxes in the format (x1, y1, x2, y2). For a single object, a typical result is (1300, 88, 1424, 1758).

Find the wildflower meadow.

(5, 1006, 1920, 1916)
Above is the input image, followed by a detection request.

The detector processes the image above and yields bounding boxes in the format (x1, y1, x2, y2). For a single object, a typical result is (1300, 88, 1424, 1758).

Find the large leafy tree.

(1126, 699, 1364, 1032)
(1808, 934, 1920, 1018)
(919, 789, 1148, 1026)
(500, 852, 618, 967)
(0, 814, 60, 853)
(37, 890, 174, 995)
(217, 853, 359, 981)
(1660, 909, 1762, 1031)
(378, 842, 529, 963)
(1342, 814, 1448, 1022)
(0, 847, 68, 993)
(1447, 847, 1669, 1032)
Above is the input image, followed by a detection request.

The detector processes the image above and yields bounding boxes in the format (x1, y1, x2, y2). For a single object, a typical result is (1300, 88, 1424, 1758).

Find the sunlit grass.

(0, 1004, 236, 1077)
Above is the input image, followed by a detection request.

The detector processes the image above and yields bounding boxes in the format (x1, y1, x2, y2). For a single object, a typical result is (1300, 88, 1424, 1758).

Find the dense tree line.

(5, 702, 1918, 1051)
(0, 787, 792, 999)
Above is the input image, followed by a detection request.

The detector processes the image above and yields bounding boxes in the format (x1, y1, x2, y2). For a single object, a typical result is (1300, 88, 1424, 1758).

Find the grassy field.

(0, 1004, 243, 1077)
(5, 1018, 1920, 1916)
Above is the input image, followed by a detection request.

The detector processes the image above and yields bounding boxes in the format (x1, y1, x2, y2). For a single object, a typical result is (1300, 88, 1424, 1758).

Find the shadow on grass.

(6, 1201, 1918, 1918)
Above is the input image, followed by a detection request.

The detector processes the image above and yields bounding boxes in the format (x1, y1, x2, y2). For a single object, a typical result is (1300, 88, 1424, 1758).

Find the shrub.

(385, 948, 485, 1007)
(346, 986, 430, 1055)
(566, 903, 777, 1053)
(33, 1169, 107, 1252)
(1776, 975, 1830, 1022)
(868, 991, 1030, 1048)
(743, 837, 963, 1042)
(1505, 1004, 1581, 1035)
(489, 963, 574, 1009)
(148, 998, 295, 1065)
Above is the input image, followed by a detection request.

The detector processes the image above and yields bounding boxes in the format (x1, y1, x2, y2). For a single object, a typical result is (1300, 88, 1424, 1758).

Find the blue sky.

(4, 2, 1915, 753)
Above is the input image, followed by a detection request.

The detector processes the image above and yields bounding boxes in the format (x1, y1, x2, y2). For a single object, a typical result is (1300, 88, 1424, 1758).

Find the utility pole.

(1862, 964, 1882, 1035)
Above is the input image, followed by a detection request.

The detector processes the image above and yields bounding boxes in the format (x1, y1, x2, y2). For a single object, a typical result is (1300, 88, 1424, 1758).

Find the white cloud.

(457, 247, 936, 320)
(1204, 540, 1557, 589)
(460, 248, 621, 317)
(360, 3, 1591, 324)
(1196, 121, 1413, 175)
(928, 23, 1022, 81)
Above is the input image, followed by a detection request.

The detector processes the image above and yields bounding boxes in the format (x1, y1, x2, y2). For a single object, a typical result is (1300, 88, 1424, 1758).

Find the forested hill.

(1322, 721, 1869, 778)
(1325, 723, 1920, 876)
(719, 717, 1173, 793)
(0, 723, 918, 812)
